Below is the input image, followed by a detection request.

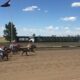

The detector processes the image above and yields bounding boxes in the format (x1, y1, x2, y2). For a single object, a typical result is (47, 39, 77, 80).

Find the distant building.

(16, 36, 30, 42)
(16, 36, 80, 42)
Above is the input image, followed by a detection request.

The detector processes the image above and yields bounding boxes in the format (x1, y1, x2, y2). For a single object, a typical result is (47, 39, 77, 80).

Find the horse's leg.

(3, 54, 8, 61)
(16, 48, 19, 54)
(27, 48, 30, 56)
(3, 51, 8, 61)
(12, 47, 16, 55)
(31, 48, 35, 52)
(1, 55, 4, 60)
(13, 50, 16, 55)
(26, 51, 28, 56)
(21, 51, 23, 55)
(9, 51, 12, 57)
(6, 54, 8, 61)
(1, 53, 4, 60)
(5, 52, 9, 60)
(15, 48, 18, 55)
(0, 55, 3, 61)
(21, 50, 25, 56)
(31, 48, 36, 55)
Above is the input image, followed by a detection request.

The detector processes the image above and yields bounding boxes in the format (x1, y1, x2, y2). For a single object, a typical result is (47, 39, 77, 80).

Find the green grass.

(0, 37, 7, 42)
(0, 37, 9, 45)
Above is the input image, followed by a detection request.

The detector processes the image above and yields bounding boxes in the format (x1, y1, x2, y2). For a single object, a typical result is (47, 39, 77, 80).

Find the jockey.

(9, 42, 14, 50)
(27, 37, 35, 50)
(27, 40, 32, 49)
(9, 40, 17, 51)
(29, 38, 35, 43)
(0, 46, 4, 56)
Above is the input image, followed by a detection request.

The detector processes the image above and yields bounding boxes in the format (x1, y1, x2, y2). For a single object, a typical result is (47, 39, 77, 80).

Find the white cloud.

(55, 27, 59, 30)
(72, 2, 80, 7)
(63, 27, 71, 34)
(16, 25, 60, 36)
(22, 6, 40, 12)
(64, 27, 69, 30)
(61, 16, 77, 21)
(1, 25, 80, 37)
(75, 27, 80, 31)
(46, 26, 59, 31)
(46, 25, 54, 31)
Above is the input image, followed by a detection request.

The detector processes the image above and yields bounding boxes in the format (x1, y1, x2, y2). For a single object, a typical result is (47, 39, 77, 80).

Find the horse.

(20, 44, 36, 56)
(9, 43, 20, 55)
(0, 47, 11, 61)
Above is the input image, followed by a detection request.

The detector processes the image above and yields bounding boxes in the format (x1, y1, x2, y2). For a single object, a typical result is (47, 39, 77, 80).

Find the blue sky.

(0, 0, 80, 36)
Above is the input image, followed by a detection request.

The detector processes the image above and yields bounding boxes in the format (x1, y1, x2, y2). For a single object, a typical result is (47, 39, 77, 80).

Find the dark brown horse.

(20, 44, 36, 56)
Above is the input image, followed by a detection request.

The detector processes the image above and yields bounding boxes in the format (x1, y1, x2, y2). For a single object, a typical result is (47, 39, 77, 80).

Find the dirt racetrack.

(0, 48, 80, 80)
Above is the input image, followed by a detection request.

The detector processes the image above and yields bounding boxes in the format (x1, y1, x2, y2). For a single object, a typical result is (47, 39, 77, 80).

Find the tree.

(32, 33, 36, 37)
(3, 22, 17, 42)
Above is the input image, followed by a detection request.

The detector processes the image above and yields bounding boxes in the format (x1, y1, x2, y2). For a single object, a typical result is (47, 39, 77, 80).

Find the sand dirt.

(0, 49, 80, 80)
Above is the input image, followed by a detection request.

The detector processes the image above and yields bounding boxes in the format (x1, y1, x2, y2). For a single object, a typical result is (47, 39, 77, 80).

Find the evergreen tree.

(3, 22, 17, 42)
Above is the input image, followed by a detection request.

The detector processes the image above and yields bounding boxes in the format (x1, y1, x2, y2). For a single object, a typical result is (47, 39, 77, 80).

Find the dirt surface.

(0, 49, 80, 80)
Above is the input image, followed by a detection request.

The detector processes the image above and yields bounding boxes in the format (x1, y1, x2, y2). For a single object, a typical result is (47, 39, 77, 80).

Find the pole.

(9, 3, 13, 42)
(11, 22, 13, 42)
